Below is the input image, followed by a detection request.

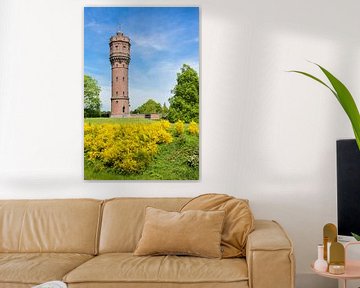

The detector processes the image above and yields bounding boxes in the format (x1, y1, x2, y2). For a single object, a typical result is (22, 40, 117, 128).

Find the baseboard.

(296, 273, 337, 288)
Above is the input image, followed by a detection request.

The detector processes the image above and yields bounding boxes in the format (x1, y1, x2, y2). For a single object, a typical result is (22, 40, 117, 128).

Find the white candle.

(327, 242, 331, 263)
(329, 264, 345, 274)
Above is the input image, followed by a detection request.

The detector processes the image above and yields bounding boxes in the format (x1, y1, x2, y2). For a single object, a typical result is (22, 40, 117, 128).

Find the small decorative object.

(328, 242, 345, 275)
(323, 223, 337, 262)
(328, 264, 345, 275)
(326, 242, 331, 264)
(314, 244, 328, 272)
(311, 239, 360, 287)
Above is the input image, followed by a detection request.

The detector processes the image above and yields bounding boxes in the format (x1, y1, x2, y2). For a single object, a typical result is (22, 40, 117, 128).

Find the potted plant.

(290, 63, 360, 241)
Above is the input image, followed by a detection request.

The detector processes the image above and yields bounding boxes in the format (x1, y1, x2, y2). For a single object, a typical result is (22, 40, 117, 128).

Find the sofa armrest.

(246, 220, 295, 288)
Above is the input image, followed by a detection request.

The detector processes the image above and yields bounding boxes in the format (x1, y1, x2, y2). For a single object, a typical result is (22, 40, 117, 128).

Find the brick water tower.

(109, 31, 131, 117)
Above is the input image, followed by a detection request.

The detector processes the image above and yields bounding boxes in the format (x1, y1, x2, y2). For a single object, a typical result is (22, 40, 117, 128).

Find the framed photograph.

(84, 7, 199, 180)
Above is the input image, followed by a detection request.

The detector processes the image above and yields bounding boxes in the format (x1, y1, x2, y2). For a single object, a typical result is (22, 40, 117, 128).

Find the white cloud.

(132, 34, 169, 51)
(183, 37, 199, 44)
(85, 20, 115, 35)
(100, 85, 111, 112)
(129, 57, 199, 109)
(131, 27, 190, 58)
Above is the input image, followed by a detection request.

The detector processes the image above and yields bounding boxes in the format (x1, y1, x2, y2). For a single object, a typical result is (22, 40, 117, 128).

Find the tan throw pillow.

(181, 193, 254, 258)
(134, 207, 225, 258)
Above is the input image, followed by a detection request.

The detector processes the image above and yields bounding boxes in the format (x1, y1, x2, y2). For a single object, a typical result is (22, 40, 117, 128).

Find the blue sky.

(84, 7, 199, 111)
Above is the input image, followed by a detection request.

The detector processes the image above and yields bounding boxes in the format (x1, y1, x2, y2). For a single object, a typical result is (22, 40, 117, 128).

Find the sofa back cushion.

(99, 198, 190, 253)
(133, 207, 225, 258)
(181, 194, 254, 258)
(0, 199, 102, 254)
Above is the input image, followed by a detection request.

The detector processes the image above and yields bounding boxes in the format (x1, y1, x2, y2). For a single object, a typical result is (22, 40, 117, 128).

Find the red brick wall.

(109, 32, 130, 117)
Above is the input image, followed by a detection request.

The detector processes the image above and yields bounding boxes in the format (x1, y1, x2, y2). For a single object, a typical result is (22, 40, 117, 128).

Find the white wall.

(1, 0, 359, 287)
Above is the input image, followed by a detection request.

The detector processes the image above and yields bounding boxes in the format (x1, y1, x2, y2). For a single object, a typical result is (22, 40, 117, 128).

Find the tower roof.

(110, 31, 130, 43)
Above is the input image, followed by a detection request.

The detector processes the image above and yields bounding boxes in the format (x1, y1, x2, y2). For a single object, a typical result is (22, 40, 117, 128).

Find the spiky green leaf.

(316, 64, 360, 150)
(288, 70, 337, 99)
(289, 64, 360, 150)
(351, 232, 360, 241)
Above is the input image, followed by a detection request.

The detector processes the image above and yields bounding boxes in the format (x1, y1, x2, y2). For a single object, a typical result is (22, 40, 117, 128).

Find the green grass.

(84, 117, 199, 180)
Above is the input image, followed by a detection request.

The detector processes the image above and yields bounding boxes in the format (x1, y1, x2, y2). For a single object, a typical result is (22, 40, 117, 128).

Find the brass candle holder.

(323, 223, 345, 274)
(323, 223, 337, 262)
(328, 242, 345, 274)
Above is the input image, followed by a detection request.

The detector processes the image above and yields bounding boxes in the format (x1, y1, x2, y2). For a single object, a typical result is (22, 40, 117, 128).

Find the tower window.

(116, 77, 118, 81)
(123, 106, 125, 113)
(123, 77, 125, 81)
(123, 91, 124, 96)
(116, 64, 118, 67)
(123, 45, 126, 48)
(115, 45, 118, 49)
(123, 64, 124, 67)
(116, 91, 118, 96)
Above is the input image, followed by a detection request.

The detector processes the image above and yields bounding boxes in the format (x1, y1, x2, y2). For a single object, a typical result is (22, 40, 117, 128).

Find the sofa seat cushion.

(64, 253, 248, 285)
(67, 283, 249, 288)
(0, 253, 93, 285)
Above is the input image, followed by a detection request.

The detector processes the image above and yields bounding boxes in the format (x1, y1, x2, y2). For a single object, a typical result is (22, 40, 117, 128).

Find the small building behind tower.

(109, 31, 130, 117)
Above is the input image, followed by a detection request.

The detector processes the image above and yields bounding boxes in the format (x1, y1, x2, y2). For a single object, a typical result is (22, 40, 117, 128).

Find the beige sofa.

(0, 198, 295, 288)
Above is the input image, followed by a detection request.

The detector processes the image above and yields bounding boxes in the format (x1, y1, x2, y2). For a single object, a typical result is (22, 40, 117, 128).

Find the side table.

(311, 242, 360, 288)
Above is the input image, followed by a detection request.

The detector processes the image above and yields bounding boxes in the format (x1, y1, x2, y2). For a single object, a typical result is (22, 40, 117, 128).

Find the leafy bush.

(132, 99, 162, 114)
(84, 75, 101, 118)
(101, 111, 111, 118)
(84, 121, 173, 174)
(168, 64, 199, 123)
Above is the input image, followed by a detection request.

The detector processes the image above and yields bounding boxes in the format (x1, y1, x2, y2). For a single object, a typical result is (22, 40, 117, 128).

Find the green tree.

(162, 102, 169, 116)
(133, 99, 162, 114)
(84, 75, 101, 118)
(168, 64, 199, 123)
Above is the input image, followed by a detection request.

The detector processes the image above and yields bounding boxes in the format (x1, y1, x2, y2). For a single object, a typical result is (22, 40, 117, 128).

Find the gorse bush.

(174, 120, 185, 136)
(84, 120, 173, 174)
(187, 121, 199, 135)
(159, 119, 171, 130)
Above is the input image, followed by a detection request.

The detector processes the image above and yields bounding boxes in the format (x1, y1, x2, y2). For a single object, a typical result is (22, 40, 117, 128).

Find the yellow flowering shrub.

(174, 120, 184, 136)
(159, 119, 171, 130)
(84, 121, 173, 174)
(187, 121, 199, 135)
